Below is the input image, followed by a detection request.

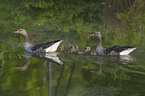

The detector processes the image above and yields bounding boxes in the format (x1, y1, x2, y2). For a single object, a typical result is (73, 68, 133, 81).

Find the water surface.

(0, 1, 145, 95)
(0, 49, 145, 96)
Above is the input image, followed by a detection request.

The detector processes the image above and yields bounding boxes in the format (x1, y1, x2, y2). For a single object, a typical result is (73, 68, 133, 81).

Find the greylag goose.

(14, 29, 63, 53)
(90, 32, 136, 55)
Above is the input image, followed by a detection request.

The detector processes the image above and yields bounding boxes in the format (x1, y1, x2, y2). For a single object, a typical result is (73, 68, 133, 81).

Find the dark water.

(0, 49, 145, 96)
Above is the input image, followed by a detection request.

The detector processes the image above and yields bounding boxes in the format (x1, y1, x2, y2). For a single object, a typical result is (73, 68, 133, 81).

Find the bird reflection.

(119, 55, 135, 64)
(16, 51, 63, 71)
(90, 60, 103, 75)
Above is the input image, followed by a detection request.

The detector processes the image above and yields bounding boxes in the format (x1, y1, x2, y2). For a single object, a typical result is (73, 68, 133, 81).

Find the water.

(0, 1, 145, 95)
(0, 49, 145, 96)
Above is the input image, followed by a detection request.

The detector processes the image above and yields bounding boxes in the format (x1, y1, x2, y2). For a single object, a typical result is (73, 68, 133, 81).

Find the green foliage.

(116, 0, 145, 47)
(0, 0, 105, 50)
(0, 1, 145, 96)
(0, 0, 145, 51)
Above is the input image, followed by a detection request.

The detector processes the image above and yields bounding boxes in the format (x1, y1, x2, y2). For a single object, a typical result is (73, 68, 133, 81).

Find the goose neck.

(23, 34, 30, 43)
(97, 37, 103, 49)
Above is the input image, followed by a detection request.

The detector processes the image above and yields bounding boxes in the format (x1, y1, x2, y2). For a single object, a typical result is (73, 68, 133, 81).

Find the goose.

(14, 29, 63, 53)
(90, 32, 136, 55)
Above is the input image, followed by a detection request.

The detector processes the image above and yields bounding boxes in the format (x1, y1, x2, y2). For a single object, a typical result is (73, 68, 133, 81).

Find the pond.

(0, 48, 145, 96)
(0, 1, 145, 96)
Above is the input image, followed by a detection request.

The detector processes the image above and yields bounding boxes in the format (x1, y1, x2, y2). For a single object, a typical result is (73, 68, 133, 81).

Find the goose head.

(14, 29, 28, 36)
(90, 32, 102, 38)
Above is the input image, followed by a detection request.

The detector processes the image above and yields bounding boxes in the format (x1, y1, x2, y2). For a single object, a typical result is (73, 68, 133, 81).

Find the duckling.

(85, 47, 97, 55)
(89, 50, 97, 55)
(71, 46, 75, 53)
(85, 47, 91, 53)
(59, 45, 64, 52)
(59, 45, 75, 53)
(60, 45, 97, 55)
(74, 45, 86, 54)
(75, 46, 97, 55)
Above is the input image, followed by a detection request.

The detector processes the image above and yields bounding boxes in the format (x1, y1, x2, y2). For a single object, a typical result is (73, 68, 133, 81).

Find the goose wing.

(31, 40, 61, 52)
(104, 46, 133, 55)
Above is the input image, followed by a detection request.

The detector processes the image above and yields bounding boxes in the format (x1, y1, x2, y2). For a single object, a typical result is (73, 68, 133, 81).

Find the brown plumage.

(14, 29, 63, 53)
(90, 32, 136, 55)
(31, 40, 61, 51)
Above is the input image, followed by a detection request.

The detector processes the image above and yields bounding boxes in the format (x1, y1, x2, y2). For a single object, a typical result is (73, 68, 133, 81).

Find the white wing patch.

(44, 53, 63, 65)
(120, 48, 136, 55)
(44, 40, 63, 52)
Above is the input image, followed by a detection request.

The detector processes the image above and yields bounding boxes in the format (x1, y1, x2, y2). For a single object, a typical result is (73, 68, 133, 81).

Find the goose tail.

(120, 48, 136, 55)
(45, 40, 63, 52)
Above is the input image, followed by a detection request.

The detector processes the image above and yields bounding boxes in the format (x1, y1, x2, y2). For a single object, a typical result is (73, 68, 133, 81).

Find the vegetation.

(0, 0, 145, 51)
(0, 1, 145, 95)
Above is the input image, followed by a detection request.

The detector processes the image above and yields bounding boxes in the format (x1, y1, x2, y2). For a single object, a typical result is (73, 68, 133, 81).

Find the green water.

(0, 49, 145, 96)
(0, 0, 145, 96)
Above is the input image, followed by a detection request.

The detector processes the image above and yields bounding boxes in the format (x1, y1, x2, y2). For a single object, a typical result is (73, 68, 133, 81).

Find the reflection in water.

(64, 56, 76, 96)
(90, 55, 135, 76)
(45, 55, 76, 96)
(90, 60, 102, 75)
(47, 62, 52, 96)
(0, 49, 143, 96)
(0, 49, 144, 96)
(54, 62, 64, 96)
(16, 51, 63, 71)
(120, 55, 135, 64)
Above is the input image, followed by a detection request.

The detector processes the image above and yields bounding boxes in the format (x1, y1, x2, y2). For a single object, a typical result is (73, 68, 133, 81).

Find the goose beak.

(90, 33, 94, 36)
(14, 30, 19, 33)
(16, 67, 20, 69)
(90, 70, 95, 73)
